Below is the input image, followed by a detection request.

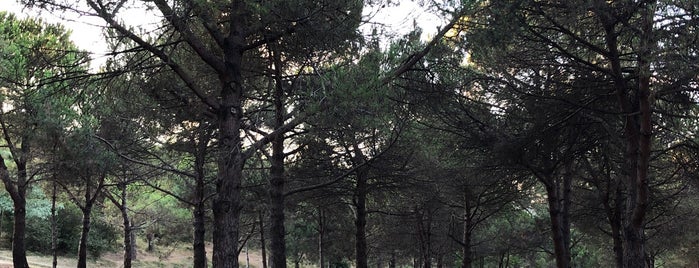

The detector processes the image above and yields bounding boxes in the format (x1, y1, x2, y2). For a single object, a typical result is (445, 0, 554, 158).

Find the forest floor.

(0, 243, 264, 267)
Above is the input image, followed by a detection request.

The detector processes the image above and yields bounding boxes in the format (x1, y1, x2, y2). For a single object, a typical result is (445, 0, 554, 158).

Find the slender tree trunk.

(106, 182, 136, 268)
(51, 181, 58, 268)
(77, 174, 106, 268)
(461, 216, 473, 268)
(122, 213, 134, 268)
(354, 167, 369, 268)
(193, 202, 208, 268)
(246, 243, 250, 268)
(609, 187, 625, 268)
(318, 208, 325, 268)
(121, 206, 135, 268)
(415, 207, 432, 268)
(193, 125, 211, 268)
(269, 44, 287, 268)
(259, 211, 268, 268)
(461, 190, 473, 268)
(212, 4, 246, 267)
(77, 204, 94, 268)
(147, 233, 155, 252)
(120, 184, 134, 268)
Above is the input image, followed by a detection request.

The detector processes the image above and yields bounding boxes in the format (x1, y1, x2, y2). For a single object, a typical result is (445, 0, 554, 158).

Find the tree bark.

(193, 202, 208, 268)
(119, 184, 135, 268)
(211, 2, 246, 267)
(354, 167, 369, 268)
(0, 143, 29, 268)
(51, 181, 58, 268)
(543, 172, 571, 268)
(106, 182, 136, 268)
(389, 252, 396, 268)
(269, 43, 287, 268)
(623, 2, 654, 267)
(461, 216, 473, 268)
(596, 1, 653, 266)
(606, 186, 625, 268)
(259, 211, 268, 268)
(318, 208, 325, 268)
(415, 207, 432, 268)
(11, 196, 29, 268)
(77, 204, 93, 268)
(193, 128, 210, 268)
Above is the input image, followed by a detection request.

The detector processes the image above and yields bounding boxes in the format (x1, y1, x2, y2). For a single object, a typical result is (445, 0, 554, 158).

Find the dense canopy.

(0, 1, 698, 268)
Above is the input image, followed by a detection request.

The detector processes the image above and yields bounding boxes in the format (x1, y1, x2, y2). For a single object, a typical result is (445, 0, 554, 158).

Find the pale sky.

(0, 0, 444, 68)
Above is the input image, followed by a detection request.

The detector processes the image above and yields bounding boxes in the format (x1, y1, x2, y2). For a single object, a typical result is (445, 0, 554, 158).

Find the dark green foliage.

(23, 203, 117, 257)
(0, 199, 117, 257)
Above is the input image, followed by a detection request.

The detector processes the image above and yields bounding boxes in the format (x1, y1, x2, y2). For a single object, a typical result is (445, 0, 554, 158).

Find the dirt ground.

(0, 243, 264, 268)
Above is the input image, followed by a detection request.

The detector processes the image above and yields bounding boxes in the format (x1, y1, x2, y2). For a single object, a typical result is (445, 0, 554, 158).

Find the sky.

(0, 0, 444, 67)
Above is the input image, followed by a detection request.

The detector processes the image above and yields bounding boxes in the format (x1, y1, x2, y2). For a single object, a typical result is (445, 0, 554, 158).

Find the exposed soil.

(0, 243, 264, 268)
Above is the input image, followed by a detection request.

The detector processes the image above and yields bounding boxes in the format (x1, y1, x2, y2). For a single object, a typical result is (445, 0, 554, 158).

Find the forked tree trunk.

(623, 2, 654, 267)
(597, 1, 654, 266)
(0, 153, 29, 268)
(106, 183, 136, 268)
(76, 174, 105, 268)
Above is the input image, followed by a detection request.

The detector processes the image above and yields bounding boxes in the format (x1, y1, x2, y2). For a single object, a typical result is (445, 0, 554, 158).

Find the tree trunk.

(318, 208, 325, 268)
(415, 207, 432, 268)
(624, 2, 654, 268)
(120, 184, 134, 268)
(259, 211, 268, 268)
(388, 252, 396, 268)
(77, 204, 93, 268)
(211, 4, 246, 267)
(597, 2, 654, 266)
(612, 214, 624, 268)
(0, 154, 29, 268)
(269, 44, 287, 268)
(544, 174, 571, 268)
(461, 217, 473, 268)
(12, 197, 29, 268)
(193, 125, 211, 268)
(193, 202, 208, 268)
(354, 167, 369, 268)
(147, 233, 155, 252)
(51, 181, 58, 268)
(607, 186, 625, 268)
(246, 243, 250, 268)
(106, 182, 136, 268)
